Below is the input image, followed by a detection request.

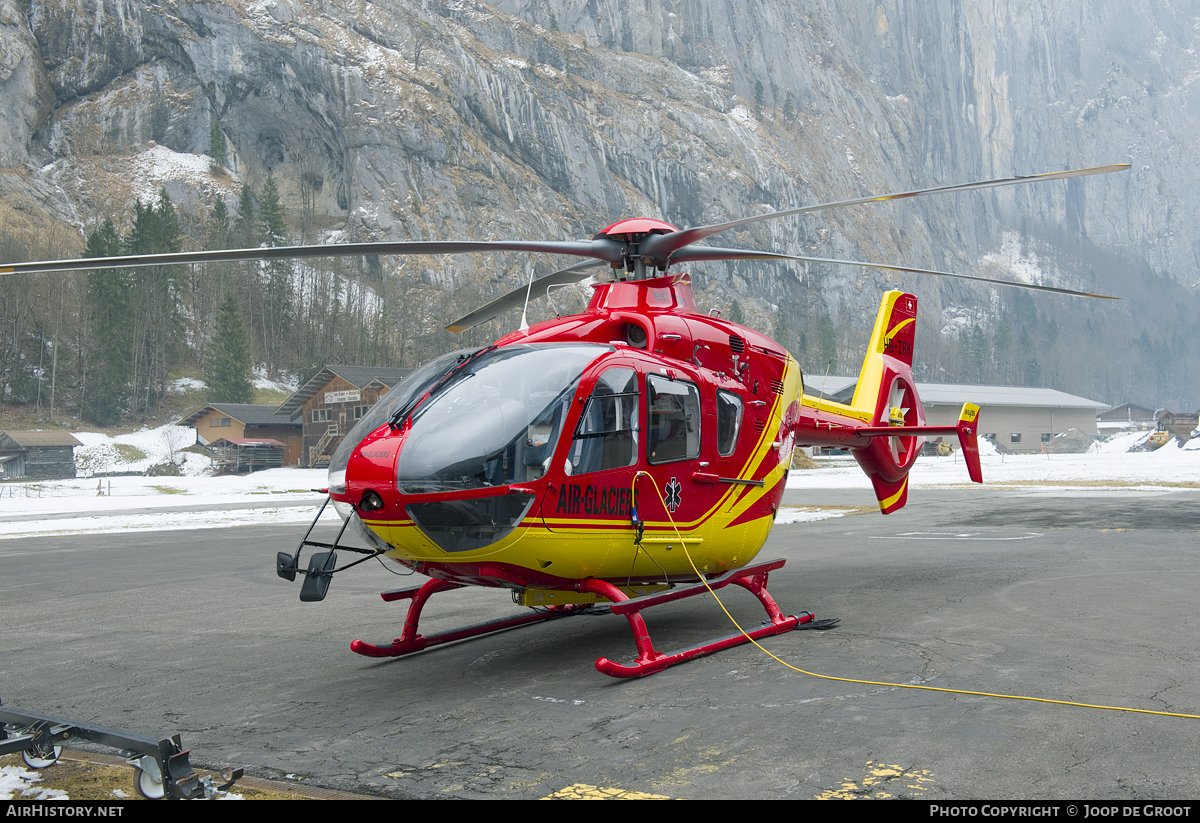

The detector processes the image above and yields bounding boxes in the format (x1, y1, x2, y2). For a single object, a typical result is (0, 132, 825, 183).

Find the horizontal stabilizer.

(857, 402, 983, 487)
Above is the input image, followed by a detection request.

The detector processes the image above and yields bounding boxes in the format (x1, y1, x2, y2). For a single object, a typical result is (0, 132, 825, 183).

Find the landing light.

(359, 489, 385, 512)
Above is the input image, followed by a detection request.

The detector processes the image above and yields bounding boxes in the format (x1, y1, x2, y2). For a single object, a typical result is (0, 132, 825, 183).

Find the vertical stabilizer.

(850, 291, 918, 416)
(870, 475, 909, 515)
(848, 291, 924, 513)
(957, 403, 983, 483)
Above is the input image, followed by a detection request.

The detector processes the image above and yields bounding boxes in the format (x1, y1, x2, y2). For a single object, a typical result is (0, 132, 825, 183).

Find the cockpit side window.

(566, 368, 639, 475)
(646, 375, 701, 464)
(716, 390, 744, 457)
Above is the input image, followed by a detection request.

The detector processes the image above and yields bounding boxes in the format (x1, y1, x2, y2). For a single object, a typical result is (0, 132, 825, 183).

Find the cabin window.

(567, 368, 639, 475)
(716, 390, 743, 457)
(646, 375, 701, 464)
(210, 417, 231, 428)
(313, 409, 331, 423)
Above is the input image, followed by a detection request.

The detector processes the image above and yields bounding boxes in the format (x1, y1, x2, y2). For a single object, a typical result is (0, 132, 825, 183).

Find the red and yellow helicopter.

(1, 164, 1126, 677)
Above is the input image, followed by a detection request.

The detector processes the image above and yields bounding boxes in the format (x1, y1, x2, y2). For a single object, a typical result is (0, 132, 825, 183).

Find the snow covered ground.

(0, 761, 244, 800)
(1, 424, 333, 539)
(0, 765, 70, 801)
(0, 467, 332, 539)
(788, 432, 1199, 491)
(72, 424, 212, 477)
(166, 368, 296, 398)
(1, 424, 1196, 539)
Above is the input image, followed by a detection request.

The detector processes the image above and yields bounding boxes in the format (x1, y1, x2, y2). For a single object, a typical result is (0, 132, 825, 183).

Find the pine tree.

(816, 313, 837, 373)
(197, 198, 234, 356)
(256, 174, 293, 370)
(154, 190, 182, 256)
(82, 219, 130, 425)
(207, 292, 255, 403)
(232, 185, 256, 248)
(771, 305, 791, 353)
(230, 184, 259, 362)
(258, 174, 288, 247)
(205, 198, 230, 251)
(124, 191, 184, 417)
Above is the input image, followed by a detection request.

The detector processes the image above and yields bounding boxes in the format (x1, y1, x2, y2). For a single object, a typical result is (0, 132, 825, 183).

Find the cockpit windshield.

(327, 348, 478, 492)
(395, 343, 610, 494)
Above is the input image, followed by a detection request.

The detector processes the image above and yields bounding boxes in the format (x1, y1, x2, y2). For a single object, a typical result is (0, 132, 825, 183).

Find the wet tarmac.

(2, 488, 1198, 798)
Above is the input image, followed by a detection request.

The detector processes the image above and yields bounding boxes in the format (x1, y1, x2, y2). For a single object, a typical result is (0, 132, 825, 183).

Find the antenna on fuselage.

(518, 266, 535, 332)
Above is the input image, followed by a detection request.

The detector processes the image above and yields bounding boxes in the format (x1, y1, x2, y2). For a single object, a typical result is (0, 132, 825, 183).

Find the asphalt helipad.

(2, 487, 1198, 799)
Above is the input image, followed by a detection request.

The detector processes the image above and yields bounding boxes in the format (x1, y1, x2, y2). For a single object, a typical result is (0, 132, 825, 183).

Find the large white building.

(807, 377, 1107, 454)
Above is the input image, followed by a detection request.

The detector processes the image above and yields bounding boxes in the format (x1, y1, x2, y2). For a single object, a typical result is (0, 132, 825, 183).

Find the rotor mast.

(595, 217, 679, 281)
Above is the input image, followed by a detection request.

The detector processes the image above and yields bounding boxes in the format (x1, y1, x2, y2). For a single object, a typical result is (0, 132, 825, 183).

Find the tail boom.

(794, 290, 982, 514)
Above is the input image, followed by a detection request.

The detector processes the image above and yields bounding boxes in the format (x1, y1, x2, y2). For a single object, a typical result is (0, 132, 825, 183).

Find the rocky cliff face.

(2, 0, 1198, 403)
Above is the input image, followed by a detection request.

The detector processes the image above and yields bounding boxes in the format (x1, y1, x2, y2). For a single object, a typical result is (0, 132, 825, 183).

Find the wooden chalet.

(0, 431, 83, 479)
(181, 403, 303, 466)
(276, 366, 414, 467)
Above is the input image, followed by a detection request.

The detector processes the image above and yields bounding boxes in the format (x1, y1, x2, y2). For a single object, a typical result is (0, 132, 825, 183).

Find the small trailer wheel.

(134, 764, 165, 799)
(21, 743, 62, 769)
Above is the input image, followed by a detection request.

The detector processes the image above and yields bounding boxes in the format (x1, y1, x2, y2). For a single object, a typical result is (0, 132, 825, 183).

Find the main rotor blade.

(0, 238, 625, 275)
(641, 164, 1131, 262)
(446, 260, 607, 333)
(668, 246, 1121, 299)
(667, 246, 813, 263)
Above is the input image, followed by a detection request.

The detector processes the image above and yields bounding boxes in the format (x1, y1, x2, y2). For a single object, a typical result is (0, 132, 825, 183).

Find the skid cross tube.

(350, 579, 585, 658)
(575, 558, 819, 678)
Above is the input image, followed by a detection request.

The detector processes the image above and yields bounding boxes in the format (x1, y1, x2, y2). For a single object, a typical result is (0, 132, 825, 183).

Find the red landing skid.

(350, 559, 833, 677)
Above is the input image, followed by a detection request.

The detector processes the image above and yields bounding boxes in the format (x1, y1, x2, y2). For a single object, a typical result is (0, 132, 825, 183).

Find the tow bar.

(0, 701, 243, 800)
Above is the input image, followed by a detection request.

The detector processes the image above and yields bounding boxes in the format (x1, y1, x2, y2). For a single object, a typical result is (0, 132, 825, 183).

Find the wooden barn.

(276, 366, 414, 467)
(181, 403, 303, 466)
(0, 431, 83, 479)
(1098, 402, 1158, 431)
(207, 437, 287, 473)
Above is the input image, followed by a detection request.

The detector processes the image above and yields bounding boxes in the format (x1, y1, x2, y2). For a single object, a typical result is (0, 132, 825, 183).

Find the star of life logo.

(664, 477, 682, 512)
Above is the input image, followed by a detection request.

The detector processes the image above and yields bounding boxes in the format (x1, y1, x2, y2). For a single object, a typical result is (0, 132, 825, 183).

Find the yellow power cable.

(631, 471, 1200, 720)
